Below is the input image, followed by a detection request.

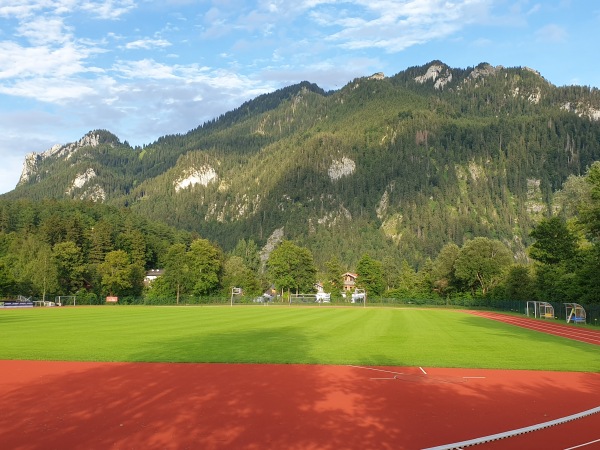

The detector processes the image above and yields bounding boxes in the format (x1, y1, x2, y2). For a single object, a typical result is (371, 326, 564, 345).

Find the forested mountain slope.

(5, 61, 600, 268)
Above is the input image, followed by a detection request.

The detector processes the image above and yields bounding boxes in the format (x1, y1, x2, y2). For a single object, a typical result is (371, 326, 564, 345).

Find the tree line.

(1, 162, 599, 305)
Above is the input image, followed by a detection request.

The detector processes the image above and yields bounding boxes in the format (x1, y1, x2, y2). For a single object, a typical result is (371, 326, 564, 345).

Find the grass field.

(1, 306, 598, 371)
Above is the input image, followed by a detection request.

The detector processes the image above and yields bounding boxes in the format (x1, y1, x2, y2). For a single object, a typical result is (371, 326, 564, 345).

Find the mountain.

(5, 61, 600, 269)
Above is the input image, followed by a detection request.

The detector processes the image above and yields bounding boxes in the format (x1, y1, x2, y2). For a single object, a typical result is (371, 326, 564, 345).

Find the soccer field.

(1, 306, 598, 371)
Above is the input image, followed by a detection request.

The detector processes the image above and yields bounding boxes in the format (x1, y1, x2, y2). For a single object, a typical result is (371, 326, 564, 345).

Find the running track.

(1, 360, 599, 449)
(466, 310, 600, 346)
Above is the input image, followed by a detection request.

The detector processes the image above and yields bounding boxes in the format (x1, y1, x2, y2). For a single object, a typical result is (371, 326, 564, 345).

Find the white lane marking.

(564, 438, 600, 450)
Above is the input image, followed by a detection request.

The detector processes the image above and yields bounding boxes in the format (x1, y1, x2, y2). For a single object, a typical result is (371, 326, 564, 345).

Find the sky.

(1, 0, 599, 194)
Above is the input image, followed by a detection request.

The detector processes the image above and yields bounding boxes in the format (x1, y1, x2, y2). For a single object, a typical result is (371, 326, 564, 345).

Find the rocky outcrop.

(174, 165, 218, 192)
(328, 157, 356, 180)
(415, 64, 453, 90)
(18, 131, 107, 185)
(561, 102, 600, 121)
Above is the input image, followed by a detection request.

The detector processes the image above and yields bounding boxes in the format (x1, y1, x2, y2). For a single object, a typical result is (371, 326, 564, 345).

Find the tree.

(267, 241, 317, 293)
(99, 250, 143, 297)
(53, 241, 85, 294)
(119, 227, 148, 268)
(88, 220, 114, 266)
(398, 260, 418, 294)
(29, 243, 59, 301)
(529, 217, 578, 266)
(221, 256, 260, 296)
(381, 256, 400, 290)
(503, 264, 535, 301)
(232, 239, 261, 273)
(356, 254, 384, 296)
(432, 242, 460, 296)
(324, 256, 344, 291)
(0, 259, 16, 296)
(162, 243, 191, 304)
(188, 239, 223, 296)
(581, 161, 600, 240)
(454, 238, 513, 296)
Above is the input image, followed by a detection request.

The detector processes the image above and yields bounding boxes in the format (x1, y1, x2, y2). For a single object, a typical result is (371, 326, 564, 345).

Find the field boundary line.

(564, 438, 600, 449)
(421, 406, 600, 450)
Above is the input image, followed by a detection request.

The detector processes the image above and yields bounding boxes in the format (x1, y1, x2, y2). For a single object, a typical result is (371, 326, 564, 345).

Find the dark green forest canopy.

(3, 61, 600, 273)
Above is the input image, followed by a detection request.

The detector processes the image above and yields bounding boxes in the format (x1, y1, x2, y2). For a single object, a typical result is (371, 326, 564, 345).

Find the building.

(144, 269, 165, 286)
(342, 272, 358, 292)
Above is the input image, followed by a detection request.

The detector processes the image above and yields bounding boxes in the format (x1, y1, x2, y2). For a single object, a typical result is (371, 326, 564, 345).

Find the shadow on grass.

(129, 326, 316, 364)
(458, 314, 600, 371)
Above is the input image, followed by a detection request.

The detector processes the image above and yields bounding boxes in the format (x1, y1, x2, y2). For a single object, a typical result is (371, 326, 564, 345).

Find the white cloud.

(125, 38, 172, 49)
(0, 77, 97, 102)
(114, 59, 180, 79)
(80, 0, 137, 20)
(0, 41, 96, 80)
(313, 0, 492, 52)
(535, 24, 568, 43)
(17, 16, 71, 45)
(0, 0, 132, 20)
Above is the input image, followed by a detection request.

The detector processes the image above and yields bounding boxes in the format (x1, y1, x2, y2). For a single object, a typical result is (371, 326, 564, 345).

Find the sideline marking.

(565, 438, 600, 450)
(347, 365, 405, 376)
(350, 365, 467, 385)
(422, 406, 600, 450)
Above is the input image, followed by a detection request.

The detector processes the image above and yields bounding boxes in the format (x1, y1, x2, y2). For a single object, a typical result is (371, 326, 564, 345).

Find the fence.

(55, 294, 600, 326)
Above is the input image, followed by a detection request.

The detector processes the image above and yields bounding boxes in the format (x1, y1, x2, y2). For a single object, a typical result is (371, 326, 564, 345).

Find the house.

(144, 269, 164, 286)
(342, 272, 358, 292)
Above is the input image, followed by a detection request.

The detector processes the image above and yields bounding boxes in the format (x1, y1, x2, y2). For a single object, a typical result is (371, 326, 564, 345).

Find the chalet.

(342, 272, 358, 292)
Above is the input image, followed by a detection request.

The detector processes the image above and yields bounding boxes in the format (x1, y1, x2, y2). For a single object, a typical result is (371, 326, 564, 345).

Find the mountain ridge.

(5, 60, 600, 268)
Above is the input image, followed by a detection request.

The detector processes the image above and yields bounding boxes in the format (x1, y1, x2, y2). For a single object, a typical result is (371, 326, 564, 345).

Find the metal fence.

(58, 294, 600, 326)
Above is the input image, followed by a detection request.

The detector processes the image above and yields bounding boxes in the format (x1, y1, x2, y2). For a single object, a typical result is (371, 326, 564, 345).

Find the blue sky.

(0, 0, 598, 194)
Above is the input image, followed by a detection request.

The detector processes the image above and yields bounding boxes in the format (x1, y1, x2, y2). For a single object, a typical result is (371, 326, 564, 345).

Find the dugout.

(526, 301, 554, 319)
(564, 303, 586, 324)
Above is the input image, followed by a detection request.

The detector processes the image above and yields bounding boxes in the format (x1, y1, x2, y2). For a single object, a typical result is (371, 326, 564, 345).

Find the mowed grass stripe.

(0, 306, 598, 371)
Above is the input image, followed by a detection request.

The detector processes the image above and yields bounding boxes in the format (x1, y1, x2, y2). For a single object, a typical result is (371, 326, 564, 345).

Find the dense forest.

(2, 61, 600, 309)
(1, 161, 599, 308)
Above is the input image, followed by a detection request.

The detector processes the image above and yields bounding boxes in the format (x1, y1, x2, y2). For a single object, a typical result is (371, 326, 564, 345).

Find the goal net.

(55, 295, 77, 306)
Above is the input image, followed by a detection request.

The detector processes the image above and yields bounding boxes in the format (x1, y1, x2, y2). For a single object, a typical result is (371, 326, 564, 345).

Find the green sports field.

(1, 306, 598, 371)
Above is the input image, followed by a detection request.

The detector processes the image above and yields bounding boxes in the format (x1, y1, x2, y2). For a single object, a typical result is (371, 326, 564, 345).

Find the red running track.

(1, 361, 599, 449)
(466, 310, 600, 346)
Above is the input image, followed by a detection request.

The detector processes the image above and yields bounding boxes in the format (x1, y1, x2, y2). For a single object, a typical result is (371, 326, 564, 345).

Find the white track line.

(420, 366, 427, 375)
(347, 365, 405, 376)
(421, 406, 600, 450)
(564, 438, 600, 450)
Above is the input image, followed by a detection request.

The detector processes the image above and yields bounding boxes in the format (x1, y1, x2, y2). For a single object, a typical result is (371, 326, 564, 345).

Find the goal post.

(230, 287, 242, 306)
(55, 295, 76, 306)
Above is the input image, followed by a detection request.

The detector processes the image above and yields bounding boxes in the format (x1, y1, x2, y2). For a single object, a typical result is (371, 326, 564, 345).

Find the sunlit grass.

(1, 306, 598, 371)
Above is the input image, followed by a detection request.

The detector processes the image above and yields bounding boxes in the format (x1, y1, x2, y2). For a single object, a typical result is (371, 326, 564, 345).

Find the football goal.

(526, 301, 554, 319)
(55, 295, 76, 306)
(289, 293, 318, 304)
(564, 303, 586, 324)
